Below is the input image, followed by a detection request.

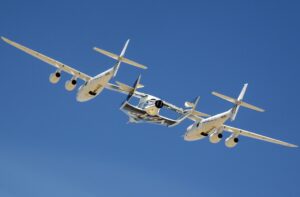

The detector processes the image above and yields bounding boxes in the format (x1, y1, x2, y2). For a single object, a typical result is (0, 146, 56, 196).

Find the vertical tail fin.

(93, 39, 147, 77)
(113, 39, 130, 77)
(231, 83, 248, 120)
(212, 84, 265, 121)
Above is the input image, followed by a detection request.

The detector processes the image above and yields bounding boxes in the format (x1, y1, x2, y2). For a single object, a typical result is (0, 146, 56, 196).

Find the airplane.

(2, 37, 297, 148)
(1, 37, 147, 102)
(184, 84, 298, 148)
(107, 75, 210, 127)
(1, 36, 208, 126)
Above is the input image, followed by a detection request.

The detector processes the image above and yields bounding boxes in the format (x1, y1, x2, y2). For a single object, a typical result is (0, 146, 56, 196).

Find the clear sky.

(0, 0, 299, 196)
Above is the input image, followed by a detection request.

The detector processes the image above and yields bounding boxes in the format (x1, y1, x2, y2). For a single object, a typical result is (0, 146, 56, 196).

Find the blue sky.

(0, 0, 299, 196)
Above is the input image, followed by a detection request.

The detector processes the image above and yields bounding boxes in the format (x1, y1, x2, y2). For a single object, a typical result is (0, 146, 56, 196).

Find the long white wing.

(223, 125, 298, 148)
(2, 37, 92, 81)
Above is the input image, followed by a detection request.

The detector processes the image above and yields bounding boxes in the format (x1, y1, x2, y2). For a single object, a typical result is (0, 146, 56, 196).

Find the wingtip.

(289, 144, 298, 148)
(284, 142, 298, 148)
(139, 64, 148, 69)
(1, 36, 8, 42)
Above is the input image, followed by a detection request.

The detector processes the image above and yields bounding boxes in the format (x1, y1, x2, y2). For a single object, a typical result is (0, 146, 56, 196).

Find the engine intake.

(65, 78, 77, 91)
(155, 100, 164, 108)
(49, 71, 61, 84)
(209, 131, 223, 143)
(225, 134, 239, 148)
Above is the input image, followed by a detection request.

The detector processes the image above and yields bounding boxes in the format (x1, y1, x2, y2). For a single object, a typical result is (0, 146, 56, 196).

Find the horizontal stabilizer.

(240, 101, 264, 112)
(212, 91, 264, 112)
(94, 47, 119, 61)
(93, 47, 147, 69)
(212, 91, 236, 104)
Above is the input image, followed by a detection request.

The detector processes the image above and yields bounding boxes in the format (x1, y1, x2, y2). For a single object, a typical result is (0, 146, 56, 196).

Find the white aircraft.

(1, 37, 147, 102)
(184, 84, 298, 148)
(2, 37, 297, 148)
(109, 75, 209, 127)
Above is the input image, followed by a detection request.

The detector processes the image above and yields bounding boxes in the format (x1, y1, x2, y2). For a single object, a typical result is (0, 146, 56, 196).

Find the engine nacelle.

(65, 78, 77, 91)
(155, 100, 164, 108)
(209, 131, 223, 144)
(49, 71, 61, 84)
(225, 134, 239, 148)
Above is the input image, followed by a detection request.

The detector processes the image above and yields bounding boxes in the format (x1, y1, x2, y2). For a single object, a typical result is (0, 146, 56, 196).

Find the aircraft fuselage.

(76, 68, 114, 102)
(184, 110, 231, 141)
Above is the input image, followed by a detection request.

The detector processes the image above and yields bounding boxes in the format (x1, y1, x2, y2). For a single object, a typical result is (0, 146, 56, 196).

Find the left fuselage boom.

(184, 110, 231, 141)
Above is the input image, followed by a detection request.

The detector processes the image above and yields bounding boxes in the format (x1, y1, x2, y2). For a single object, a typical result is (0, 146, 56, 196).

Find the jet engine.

(49, 71, 61, 84)
(65, 78, 77, 91)
(225, 134, 239, 148)
(209, 130, 223, 144)
(155, 100, 164, 108)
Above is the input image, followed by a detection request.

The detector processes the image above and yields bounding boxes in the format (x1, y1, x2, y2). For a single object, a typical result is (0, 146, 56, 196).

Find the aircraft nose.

(183, 133, 192, 141)
(183, 133, 188, 140)
(184, 124, 195, 141)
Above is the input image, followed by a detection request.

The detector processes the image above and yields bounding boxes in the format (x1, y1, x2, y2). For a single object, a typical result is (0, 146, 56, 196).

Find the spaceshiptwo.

(1, 37, 297, 148)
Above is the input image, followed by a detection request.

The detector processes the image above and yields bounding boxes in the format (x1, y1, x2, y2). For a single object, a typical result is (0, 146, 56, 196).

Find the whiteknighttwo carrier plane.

(1, 37, 147, 102)
(2, 37, 297, 148)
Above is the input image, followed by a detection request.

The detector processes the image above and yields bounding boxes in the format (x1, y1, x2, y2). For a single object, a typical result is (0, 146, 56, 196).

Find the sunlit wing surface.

(1, 37, 92, 81)
(223, 125, 298, 148)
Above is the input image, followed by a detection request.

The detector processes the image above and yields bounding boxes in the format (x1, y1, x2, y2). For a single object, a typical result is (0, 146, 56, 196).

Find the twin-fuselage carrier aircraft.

(1, 37, 147, 102)
(2, 37, 297, 148)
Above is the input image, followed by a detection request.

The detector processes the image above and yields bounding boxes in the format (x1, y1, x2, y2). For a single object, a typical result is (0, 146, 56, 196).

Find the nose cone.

(76, 92, 94, 102)
(184, 133, 197, 141)
(76, 87, 93, 102)
(76, 95, 88, 102)
(184, 125, 194, 141)
(183, 133, 190, 141)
